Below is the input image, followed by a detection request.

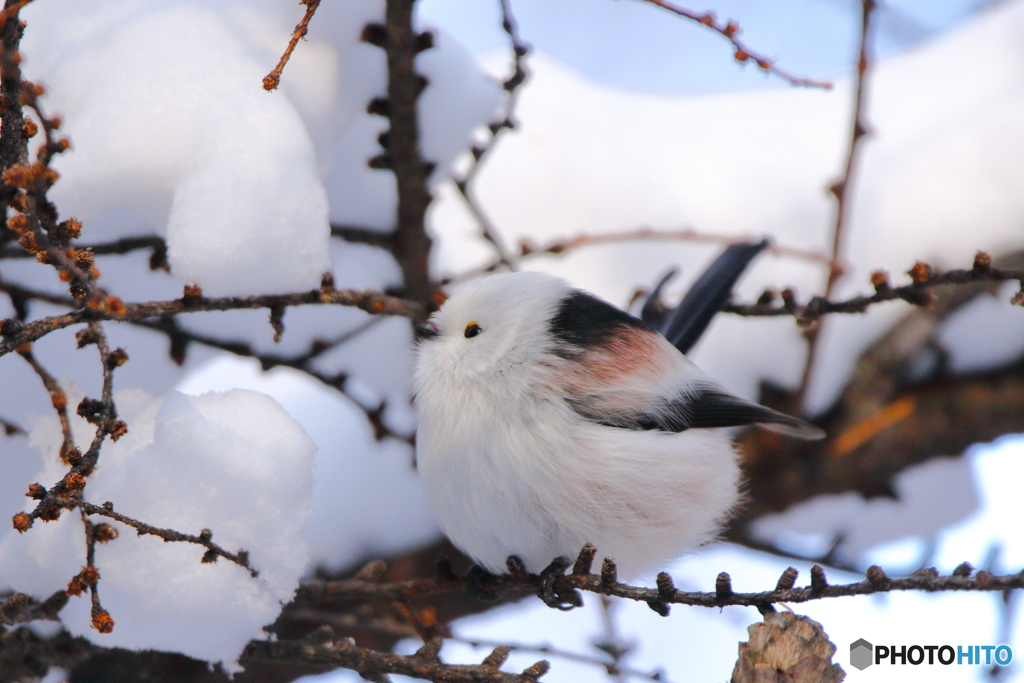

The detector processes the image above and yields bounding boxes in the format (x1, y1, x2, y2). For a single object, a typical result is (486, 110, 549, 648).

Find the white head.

(413, 271, 573, 383)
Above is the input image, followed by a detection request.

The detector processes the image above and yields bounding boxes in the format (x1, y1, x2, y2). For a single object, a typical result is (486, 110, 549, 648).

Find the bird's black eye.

(464, 322, 482, 338)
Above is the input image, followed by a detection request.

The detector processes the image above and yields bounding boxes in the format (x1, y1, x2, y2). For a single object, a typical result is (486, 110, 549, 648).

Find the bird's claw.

(536, 556, 583, 611)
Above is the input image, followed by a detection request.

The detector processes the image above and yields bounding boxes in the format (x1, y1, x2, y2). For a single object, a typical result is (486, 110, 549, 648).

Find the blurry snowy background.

(1, 0, 1023, 681)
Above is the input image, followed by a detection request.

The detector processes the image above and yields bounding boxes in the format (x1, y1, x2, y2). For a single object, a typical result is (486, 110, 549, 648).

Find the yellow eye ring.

(464, 322, 482, 338)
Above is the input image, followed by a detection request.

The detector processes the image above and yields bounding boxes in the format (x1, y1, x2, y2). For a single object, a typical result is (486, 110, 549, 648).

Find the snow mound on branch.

(19, 0, 502, 296)
(176, 354, 440, 571)
(0, 388, 315, 669)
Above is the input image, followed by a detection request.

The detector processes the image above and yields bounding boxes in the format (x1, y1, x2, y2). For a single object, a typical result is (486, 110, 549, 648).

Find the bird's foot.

(536, 556, 583, 611)
(466, 564, 506, 602)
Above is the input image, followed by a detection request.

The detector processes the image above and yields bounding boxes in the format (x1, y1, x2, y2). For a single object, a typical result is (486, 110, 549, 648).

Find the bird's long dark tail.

(648, 239, 769, 354)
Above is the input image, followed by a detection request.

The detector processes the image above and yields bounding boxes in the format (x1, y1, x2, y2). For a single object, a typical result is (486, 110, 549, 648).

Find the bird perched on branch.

(413, 244, 822, 585)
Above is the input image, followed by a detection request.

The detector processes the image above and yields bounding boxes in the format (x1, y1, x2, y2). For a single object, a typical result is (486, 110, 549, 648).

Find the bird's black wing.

(573, 384, 824, 439)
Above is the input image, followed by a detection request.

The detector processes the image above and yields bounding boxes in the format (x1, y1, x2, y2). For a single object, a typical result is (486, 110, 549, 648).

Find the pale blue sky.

(420, 0, 1000, 93)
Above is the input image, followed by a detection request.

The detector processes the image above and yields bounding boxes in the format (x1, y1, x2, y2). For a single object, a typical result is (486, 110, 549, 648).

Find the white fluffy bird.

(413, 269, 821, 581)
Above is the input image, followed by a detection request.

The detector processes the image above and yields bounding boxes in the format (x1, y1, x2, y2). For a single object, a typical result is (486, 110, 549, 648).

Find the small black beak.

(414, 321, 440, 340)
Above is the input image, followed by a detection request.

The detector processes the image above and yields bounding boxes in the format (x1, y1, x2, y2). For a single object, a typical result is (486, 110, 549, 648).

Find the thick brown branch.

(384, 0, 434, 306)
(300, 557, 1024, 613)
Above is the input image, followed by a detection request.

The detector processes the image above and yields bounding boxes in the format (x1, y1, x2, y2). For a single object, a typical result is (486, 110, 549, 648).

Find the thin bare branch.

(446, 227, 835, 285)
(798, 0, 877, 402)
(17, 345, 75, 458)
(77, 501, 258, 577)
(263, 0, 322, 91)
(451, 0, 531, 268)
(637, 0, 832, 89)
(723, 253, 1024, 322)
(242, 635, 551, 683)
(451, 635, 668, 683)
(0, 285, 425, 358)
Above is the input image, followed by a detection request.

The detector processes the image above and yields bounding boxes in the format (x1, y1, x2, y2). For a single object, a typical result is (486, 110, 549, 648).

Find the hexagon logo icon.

(850, 638, 873, 670)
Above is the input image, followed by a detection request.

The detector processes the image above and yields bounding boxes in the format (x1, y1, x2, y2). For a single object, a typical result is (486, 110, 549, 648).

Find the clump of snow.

(0, 387, 316, 668)
(175, 354, 440, 571)
(18, 0, 502, 296)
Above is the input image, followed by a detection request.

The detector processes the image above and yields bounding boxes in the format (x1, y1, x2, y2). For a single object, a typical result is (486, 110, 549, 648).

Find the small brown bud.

(59, 218, 83, 241)
(201, 549, 218, 564)
(22, 119, 38, 138)
(734, 48, 749, 62)
(715, 571, 733, 598)
(600, 557, 617, 590)
(870, 269, 890, 291)
(26, 483, 46, 499)
(953, 562, 973, 577)
(105, 348, 129, 369)
(12, 512, 32, 532)
(80, 566, 100, 585)
(973, 251, 991, 273)
(776, 566, 799, 590)
(521, 660, 550, 680)
(66, 576, 86, 597)
(261, 73, 280, 91)
(65, 473, 87, 491)
(91, 608, 114, 633)
(573, 543, 596, 575)
(506, 555, 528, 579)
(907, 261, 932, 284)
(975, 570, 993, 588)
(810, 564, 828, 593)
(723, 20, 739, 37)
(656, 571, 675, 599)
(107, 420, 128, 441)
(866, 565, 889, 588)
(182, 284, 203, 301)
(94, 523, 119, 543)
(482, 644, 511, 668)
